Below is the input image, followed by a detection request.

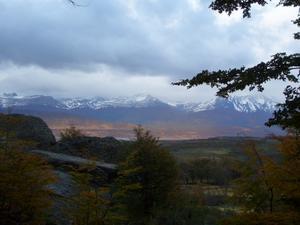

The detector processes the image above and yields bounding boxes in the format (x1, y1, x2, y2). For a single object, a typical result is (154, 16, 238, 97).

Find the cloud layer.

(0, 0, 298, 101)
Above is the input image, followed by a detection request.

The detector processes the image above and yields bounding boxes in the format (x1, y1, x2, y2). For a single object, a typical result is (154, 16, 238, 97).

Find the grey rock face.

(0, 113, 56, 147)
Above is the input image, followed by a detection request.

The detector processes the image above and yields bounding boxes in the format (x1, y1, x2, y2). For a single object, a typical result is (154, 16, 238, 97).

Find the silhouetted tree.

(115, 126, 179, 225)
(174, 0, 300, 132)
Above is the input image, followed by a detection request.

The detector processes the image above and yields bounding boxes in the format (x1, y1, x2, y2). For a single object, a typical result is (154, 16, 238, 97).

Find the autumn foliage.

(0, 115, 56, 225)
(222, 134, 300, 225)
(0, 149, 56, 225)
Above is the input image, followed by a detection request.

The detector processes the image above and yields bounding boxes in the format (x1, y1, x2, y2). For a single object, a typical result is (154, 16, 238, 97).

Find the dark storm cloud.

(0, 0, 186, 74)
(2, 0, 296, 77)
(0, 0, 298, 104)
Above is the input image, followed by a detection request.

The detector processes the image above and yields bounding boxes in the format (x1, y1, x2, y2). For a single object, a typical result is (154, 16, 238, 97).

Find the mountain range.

(0, 93, 282, 139)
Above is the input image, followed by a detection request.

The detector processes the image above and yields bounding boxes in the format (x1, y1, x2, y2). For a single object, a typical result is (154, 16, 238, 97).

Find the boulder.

(0, 113, 56, 148)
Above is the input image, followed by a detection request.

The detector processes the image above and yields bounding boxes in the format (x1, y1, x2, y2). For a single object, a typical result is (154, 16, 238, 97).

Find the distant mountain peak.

(60, 94, 163, 110)
(227, 95, 278, 112)
(178, 95, 278, 113)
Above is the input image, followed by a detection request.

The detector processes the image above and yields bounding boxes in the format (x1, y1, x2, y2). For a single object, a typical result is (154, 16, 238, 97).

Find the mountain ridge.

(0, 93, 282, 139)
(0, 93, 278, 113)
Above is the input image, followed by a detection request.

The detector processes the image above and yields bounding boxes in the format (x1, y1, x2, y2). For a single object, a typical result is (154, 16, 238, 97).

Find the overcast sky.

(0, 0, 298, 102)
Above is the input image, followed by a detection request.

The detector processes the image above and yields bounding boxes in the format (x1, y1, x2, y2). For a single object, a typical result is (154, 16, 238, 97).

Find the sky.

(0, 0, 298, 103)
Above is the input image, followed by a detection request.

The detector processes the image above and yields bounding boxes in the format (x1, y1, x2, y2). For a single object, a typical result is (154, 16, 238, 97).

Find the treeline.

(180, 157, 239, 186)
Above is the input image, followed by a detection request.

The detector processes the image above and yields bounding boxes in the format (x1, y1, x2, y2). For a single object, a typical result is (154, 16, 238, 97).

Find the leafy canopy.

(221, 136, 300, 225)
(115, 126, 179, 225)
(174, 0, 300, 132)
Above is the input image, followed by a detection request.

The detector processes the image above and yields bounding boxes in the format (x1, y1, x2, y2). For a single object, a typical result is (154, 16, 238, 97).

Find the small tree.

(231, 142, 275, 213)
(0, 148, 56, 225)
(60, 125, 83, 141)
(115, 126, 179, 225)
(222, 137, 300, 225)
(66, 170, 113, 225)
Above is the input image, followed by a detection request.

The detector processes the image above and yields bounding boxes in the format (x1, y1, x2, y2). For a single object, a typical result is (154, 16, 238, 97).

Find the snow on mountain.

(61, 97, 105, 110)
(0, 93, 63, 108)
(61, 94, 163, 110)
(0, 93, 278, 113)
(0, 93, 165, 110)
(177, 99, 216, 112)
(179, 95, 278, 113)
(229, 95, 277, 112)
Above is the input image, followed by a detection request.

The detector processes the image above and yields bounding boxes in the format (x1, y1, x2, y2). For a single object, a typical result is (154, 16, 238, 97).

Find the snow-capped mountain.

(178, 95, 277, 113)
(0, 93, 277, 113)
(0, 93, 165, 110)
(0, 93, 282, 137)
(61, 94, 164, 110)
(0, 93, 278, 112)
(0, 93, 63, 109)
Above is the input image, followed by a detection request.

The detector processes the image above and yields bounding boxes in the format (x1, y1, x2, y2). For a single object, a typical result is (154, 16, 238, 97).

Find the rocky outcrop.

(32, 149, 117, 186)
(0, 113, 56, 148)
(32, 150, 117, 171)
(53, 136, 127, 163)
(30, 150, 118, 225)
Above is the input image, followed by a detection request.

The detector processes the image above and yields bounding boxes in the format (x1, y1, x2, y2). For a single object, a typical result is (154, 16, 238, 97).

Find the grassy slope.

(160, 137, 279, 161)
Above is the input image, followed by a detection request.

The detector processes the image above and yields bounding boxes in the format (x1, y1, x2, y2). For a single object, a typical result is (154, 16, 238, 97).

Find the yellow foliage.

(224, 135, 300, 225)
(66, 171, 113, 225)
(0, 149, 56, 225)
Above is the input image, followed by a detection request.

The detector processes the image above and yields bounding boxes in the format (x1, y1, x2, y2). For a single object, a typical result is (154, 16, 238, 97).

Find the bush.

(0, 149, 56, 225)
(60, 125, 84, 141)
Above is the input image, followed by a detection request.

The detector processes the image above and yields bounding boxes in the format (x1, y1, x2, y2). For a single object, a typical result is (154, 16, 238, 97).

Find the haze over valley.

(0, 93, 282, 139)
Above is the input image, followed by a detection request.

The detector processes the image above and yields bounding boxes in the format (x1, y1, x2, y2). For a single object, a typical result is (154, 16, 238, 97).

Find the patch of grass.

(160, 137, 279, 161)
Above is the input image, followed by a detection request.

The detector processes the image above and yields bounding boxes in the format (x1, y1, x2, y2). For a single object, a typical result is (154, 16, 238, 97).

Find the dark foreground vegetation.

(0, 113, 300, 225)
